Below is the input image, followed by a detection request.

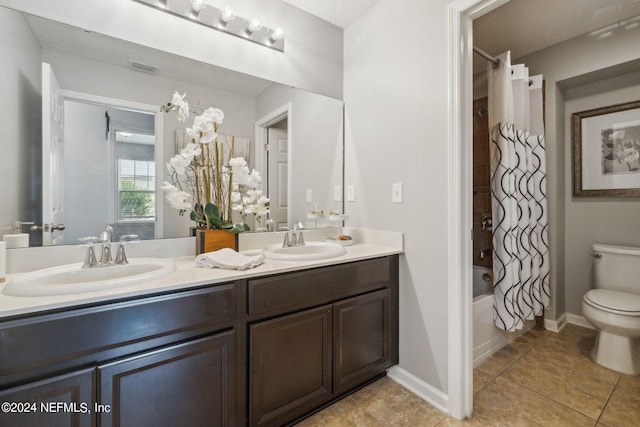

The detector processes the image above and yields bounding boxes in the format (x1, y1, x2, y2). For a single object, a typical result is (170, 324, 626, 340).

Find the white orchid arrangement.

(161, 92, 269, 232)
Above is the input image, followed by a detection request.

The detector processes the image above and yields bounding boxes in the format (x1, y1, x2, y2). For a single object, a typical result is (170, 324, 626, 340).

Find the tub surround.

(0, 227, 402, 318)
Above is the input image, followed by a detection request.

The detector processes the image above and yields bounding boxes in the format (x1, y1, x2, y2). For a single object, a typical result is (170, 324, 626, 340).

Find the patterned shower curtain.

(488, 51, 550, 332)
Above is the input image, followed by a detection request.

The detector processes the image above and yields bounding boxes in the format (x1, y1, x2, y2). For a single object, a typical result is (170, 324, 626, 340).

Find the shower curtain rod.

(473, 47, 534, 86)
(473, 46, 500, 69)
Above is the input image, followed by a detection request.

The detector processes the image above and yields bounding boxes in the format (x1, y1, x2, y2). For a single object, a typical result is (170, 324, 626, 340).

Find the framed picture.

(572, 100, 640, 197)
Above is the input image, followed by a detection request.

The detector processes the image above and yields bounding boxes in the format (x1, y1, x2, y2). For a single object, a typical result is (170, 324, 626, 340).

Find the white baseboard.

(473, 332, 510, 367)
(566, 312, 596, 330)
(387, 366, 449, 414)
(544, 312, 567, 333)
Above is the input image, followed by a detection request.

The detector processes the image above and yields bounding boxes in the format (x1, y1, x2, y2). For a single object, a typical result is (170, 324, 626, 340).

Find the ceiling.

(282, 0, 380, 28)
(473, 0, 640, 72)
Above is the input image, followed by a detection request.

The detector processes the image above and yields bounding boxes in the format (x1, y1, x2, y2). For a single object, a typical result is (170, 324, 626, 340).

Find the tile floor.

(295, 324, 640, 426)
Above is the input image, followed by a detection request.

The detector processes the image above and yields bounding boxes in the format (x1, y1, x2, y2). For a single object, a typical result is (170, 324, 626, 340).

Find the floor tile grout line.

(485, 327, 610, 423)
(503, 375, 601, 423)
(594, 376, 621, 426)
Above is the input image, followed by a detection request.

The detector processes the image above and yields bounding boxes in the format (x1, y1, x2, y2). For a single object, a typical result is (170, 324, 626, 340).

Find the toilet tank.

(593, 244, 640, 294)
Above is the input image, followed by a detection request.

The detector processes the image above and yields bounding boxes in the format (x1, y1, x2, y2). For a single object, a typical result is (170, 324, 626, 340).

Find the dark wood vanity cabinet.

(248, 256, 399, 426)
(99, 331, 235, 427)
(0, 255, 398, 427)
(0, 282, 239, 427)
(250, 305, 333, 426)
(0, 368, 95, 427)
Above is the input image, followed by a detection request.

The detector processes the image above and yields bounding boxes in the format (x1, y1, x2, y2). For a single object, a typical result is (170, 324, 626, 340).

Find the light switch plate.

(306, 189, 312, 202)
(392, 182, 403, 203)
(347, 184, 356, 202)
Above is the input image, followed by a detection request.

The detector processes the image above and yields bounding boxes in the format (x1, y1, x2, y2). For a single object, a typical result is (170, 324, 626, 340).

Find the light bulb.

(245, 18, 263, 36)
(217, 6, 236, 27)
(268, 27, 284, 44)
(156, 0, 169, 8)
(190, 0, 205, 18)
(221, 7, 236, 23)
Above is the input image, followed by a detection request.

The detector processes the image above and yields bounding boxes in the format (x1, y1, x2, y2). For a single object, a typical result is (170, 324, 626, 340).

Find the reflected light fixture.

(132, 0, 285, 52)
(217, 7, 236, 28)
(189, 0, 205, 19)
(268, 28, 285, 44)
(245, 18, 263, 37)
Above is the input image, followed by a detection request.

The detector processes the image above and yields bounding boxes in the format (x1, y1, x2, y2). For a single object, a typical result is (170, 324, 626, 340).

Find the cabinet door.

(99, 331, 235, 427)
(334, 289, 391, 394)
(250, 305, 332, 427)
(0, 368, 94, 427)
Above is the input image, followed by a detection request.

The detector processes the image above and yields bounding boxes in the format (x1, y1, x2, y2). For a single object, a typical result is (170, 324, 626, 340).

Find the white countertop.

(0, 240, 402, 319)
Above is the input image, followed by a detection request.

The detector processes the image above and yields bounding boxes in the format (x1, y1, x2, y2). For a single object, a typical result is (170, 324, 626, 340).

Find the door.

(42, 63, 65, 246)
(250, 305, 332, 426)
(0, 368, 95, 427)
(333, 289, 391, 394)
(99, 331, 236, 427)
(267, 127, 288, 229)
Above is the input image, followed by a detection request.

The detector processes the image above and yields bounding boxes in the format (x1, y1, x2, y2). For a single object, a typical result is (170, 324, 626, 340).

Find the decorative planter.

(195, 229, 238, 255)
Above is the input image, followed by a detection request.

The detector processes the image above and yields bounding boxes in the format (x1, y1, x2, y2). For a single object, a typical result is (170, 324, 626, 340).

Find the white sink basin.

(263, 242, 347, 261)
(2, 258, 176, 297)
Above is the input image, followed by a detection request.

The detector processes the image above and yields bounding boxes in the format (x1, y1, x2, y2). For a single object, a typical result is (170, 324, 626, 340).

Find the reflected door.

(267, 127, 288, 229)
(41, 63, 65, 246)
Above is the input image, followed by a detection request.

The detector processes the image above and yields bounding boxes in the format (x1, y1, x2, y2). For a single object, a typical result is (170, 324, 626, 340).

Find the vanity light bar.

(132, 0, 285, 52)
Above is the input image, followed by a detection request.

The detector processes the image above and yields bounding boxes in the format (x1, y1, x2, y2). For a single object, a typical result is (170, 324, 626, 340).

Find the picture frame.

(572, 100, 640, 197)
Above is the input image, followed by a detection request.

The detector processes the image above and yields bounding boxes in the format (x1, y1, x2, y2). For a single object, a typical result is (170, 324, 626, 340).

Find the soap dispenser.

(2, 221, 31, 249)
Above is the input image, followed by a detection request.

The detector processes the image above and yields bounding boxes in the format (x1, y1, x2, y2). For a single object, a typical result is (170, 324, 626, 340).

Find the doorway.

(255, 103, 292, 230)
(447, 0, 512, 419)
(63, 100, 157, 243)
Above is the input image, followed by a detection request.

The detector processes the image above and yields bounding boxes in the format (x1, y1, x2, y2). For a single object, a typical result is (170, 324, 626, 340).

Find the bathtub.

(472, 266, 511, 366)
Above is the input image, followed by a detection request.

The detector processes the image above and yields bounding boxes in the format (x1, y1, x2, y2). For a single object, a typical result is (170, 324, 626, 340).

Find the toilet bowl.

(582, 244, 640, 375)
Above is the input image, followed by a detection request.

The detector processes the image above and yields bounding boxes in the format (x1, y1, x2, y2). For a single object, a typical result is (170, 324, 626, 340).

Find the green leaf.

(204, 203, 223, 229)
(224, 222, 250, 233)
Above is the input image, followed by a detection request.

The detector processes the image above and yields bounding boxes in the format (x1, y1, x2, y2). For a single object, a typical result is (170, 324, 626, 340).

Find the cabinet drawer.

(0, 282, 237, 387)
(248, 257, 394, 317)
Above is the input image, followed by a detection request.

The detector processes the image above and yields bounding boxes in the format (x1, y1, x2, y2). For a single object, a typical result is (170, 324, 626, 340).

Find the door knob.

(30, 223, 66, 232)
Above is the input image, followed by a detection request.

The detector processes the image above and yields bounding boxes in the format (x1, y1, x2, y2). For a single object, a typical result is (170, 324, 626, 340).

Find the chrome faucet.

(282, 222, 305, 247)
(79, 237, 99, 269)
(115, 234, 139, 265)
(97, 226, 114, 265)
(79, 227, 137, 268)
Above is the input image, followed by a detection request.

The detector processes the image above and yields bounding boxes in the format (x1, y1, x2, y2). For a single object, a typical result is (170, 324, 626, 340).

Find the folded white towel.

(195, 248, 264, 271)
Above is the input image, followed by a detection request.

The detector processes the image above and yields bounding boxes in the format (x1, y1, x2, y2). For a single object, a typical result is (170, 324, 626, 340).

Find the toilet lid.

(584, 289, 640, 316)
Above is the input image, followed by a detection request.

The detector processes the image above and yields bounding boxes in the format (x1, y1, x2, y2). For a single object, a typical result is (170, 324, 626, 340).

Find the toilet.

(582, 244, 640, 375)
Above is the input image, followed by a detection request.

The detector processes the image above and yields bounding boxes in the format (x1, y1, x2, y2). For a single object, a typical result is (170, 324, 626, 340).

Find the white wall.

(256, 85, 343, 224)
(0, 0, 343, 99)
(344, 0, 452, 394)
(0, 7, 42, 237)
(516, 23, 640, 319)
(563, 70, 640, 315)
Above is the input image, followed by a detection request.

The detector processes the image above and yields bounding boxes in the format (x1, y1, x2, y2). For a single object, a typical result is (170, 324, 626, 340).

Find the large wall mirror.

(0, 5, 344, 248)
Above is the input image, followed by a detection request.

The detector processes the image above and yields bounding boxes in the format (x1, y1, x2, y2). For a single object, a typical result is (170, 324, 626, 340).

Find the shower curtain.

(488, 51, 550, 332)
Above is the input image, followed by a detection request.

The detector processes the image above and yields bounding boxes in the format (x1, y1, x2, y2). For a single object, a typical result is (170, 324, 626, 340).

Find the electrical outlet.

(334, 185, 341, 202)
(347, 184, 356, 202)
(306, 189, 312, 202)
(392, 182, 403, 203)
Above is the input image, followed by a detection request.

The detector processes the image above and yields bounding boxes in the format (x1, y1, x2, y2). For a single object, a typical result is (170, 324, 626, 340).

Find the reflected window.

(117, 159, 156, 220)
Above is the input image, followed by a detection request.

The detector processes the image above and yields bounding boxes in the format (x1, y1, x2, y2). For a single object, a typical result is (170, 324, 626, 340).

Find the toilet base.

(591, 330, 640, 375)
